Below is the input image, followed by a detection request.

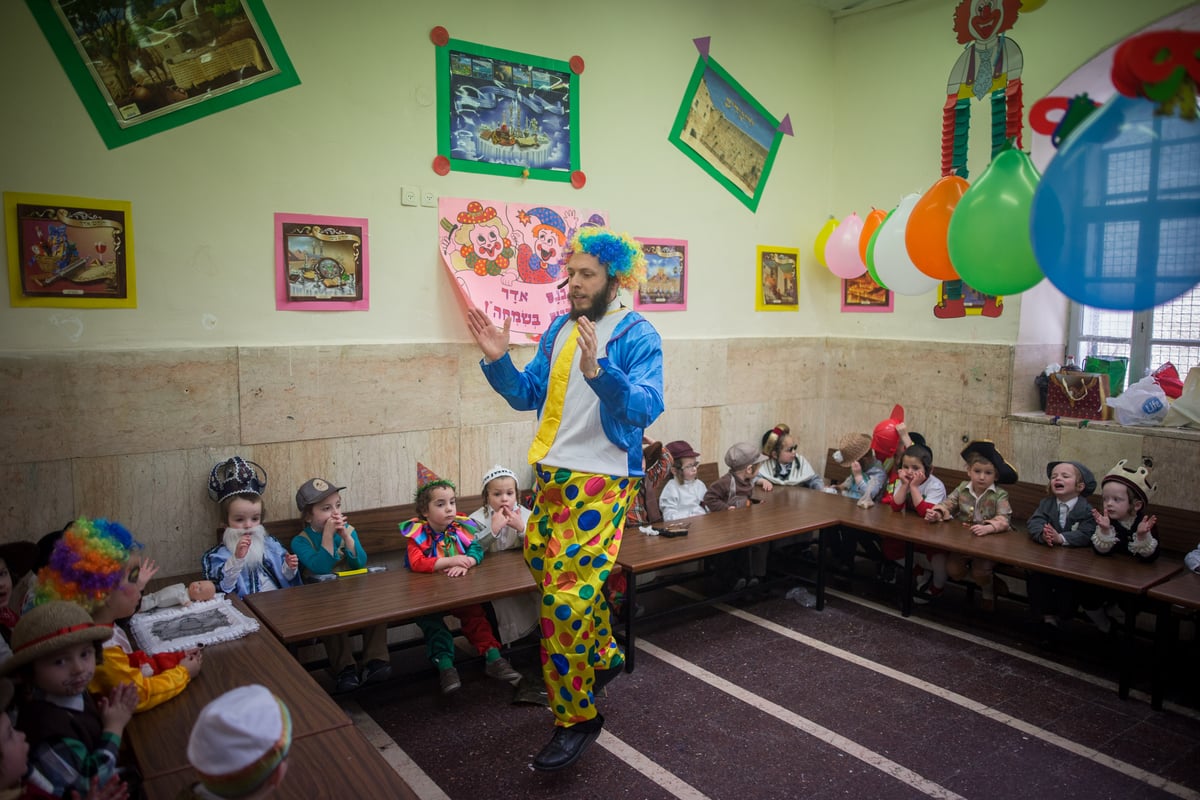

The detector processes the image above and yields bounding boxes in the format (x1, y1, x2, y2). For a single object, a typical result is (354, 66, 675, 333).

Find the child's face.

(777, 436, 797, 465)
(485, 477, 518, 513)
(0, 559, 12, 610)
(675, 458, 700, 483)
(424, 486, 457, 530)
(1049, 464, 1083, 499)
(0, 712, 28, 790)
(898, 455, 928, 485)
(34, 642, 96, 697)
(103, 556, 144, 621)
(1100, 483, 1140, 521)
(967, 461, 996, 494)
(306, 492, 343, 530)
(226, 497, 263, 530)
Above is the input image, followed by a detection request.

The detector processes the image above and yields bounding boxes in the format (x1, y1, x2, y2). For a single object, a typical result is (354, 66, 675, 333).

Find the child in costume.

(704, 442, 771, 590)
(35, 518, 202, 713)
(0, 543, 36, 661)
(758, 424, 827, 491)
(1026, 460, 1098, 639)
(926, 441, 1017, 610)
(882, 440, 949, 600)
(291, 477, 391, 694)
(658, 440, 708, 521)
(402, 464, 523, 694)
(202, 458, 301, 599)
(2, 602, 138, 798)
(467, 465, 540, 645)
(182, 684, 292, 799)
(834, 432, 887, 508)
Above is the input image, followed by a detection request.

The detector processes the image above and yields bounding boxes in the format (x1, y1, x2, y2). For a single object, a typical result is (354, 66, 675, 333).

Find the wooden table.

(141, 725, 419, 800)
(1148, 570, 1200, 709)
(126, 600, 351, 780)
(616, 488, 845, 670)
(246, 549, 537, 644)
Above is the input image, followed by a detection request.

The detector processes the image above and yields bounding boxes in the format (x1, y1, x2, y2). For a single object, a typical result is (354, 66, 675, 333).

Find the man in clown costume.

(464, 227, 664, 771)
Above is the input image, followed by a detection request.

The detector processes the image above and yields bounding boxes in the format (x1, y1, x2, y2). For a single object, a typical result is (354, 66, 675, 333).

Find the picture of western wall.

(679, 70, 770, 197)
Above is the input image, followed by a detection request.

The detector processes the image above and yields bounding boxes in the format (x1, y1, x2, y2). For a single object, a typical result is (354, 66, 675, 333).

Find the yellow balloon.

(813, 217, 838, 267)
(1020, 0, 1048, 11)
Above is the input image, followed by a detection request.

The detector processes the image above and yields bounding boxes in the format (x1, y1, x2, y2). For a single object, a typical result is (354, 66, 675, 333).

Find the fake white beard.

(223, 524, 267, 572)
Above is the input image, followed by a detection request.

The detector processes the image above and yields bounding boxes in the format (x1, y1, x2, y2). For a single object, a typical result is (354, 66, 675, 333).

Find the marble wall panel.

(238, 344, 459, 444)
(457, 344, 538, 428)
(727, 338, 826, 403)
(1012, 343, 1064, 414)
(1140, 434, 1198, 511)
(662, 338, 727, 410)
(0, 460, 75, 542)
(458, 420, 538, 502)
(0, 350, 239, 464)
(645, 407, 704, 453)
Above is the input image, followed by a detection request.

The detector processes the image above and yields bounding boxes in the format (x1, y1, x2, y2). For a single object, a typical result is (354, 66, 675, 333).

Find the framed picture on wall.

(434, 37, 580, 183)
(5, 191, 136, 308)
(275, 213, 368, 311)
(841, 274, 893, 313)
(633, 237, 687, 311)
(25, 0, 299, 149)
(755, 245, 798, 311)
(669, 55, 784, 212)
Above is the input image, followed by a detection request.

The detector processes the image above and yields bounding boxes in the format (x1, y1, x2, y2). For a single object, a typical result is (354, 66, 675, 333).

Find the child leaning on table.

(467, 464, 540, 645)
(1026, 460, 1097, 637)
(881, 440, 949, 598)
(401, 464, 522, 695)
(658, 440, 708, 522)
(704, 442, 772, 590)
(291, 477, 391, 695)
(758, 424, 830, 491)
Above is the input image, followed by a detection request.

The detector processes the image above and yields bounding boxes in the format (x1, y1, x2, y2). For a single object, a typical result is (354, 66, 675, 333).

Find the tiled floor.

(342, 571, 1200, 800)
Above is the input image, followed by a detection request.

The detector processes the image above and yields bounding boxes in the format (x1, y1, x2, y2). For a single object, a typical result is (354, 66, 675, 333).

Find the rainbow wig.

(34, 517, 142, 613)
(569, 227, 646, 291)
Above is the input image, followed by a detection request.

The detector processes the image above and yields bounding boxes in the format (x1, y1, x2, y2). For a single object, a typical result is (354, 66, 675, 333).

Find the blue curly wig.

(569, 228, 646, 291)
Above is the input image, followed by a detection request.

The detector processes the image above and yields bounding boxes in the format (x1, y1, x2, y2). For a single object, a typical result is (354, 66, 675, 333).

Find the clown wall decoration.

(934, 0, 1024, 319)
(438, 197, 608, 340)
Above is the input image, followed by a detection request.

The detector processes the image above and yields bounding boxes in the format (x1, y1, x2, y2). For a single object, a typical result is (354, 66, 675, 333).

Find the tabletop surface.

(1147, 569, 1200, 607)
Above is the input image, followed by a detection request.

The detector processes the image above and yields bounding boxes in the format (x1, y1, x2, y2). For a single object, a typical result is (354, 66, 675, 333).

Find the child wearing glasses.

(659, 441, 708, 521)
(758, 424, 828, 491)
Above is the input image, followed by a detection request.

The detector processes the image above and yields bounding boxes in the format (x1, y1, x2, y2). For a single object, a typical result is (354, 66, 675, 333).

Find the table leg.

(815, 527, 828, 611)
(1118, 597, 1139, 700)
(901, 543, 914, 617)
(1151, 602, 1175, 711)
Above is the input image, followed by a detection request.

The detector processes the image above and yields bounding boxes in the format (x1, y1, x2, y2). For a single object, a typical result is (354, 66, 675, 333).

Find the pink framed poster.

(275, 213, 368, 311)
(841, 274, 893, 313)
(633, 237, 687, 311)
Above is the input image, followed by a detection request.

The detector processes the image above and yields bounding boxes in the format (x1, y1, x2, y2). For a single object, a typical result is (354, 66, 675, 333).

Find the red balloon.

(858, 208, 887, 266)
(906, 176, 969, 280)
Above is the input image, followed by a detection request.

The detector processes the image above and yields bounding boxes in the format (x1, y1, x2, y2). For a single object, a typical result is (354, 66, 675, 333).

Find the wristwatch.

(587, 365, 603, 380)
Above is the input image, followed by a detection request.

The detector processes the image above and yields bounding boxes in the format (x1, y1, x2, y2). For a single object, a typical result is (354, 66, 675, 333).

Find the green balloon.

(865, 207, 894, 289)
(947, 148, 1044, 296)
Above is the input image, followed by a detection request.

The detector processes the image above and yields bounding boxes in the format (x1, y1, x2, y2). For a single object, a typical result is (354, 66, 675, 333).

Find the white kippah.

(481, 464, 519, 492)
(187, 684, 291, 797)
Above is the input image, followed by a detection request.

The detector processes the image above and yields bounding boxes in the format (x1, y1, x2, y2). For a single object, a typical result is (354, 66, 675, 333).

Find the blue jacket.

(481, 310, 664, 476)
(201, 535, 302, 598)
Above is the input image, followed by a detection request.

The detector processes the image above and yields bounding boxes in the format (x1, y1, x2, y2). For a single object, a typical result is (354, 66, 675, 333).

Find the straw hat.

(835, 433, 871, 465)
(0, 601, 110, 677)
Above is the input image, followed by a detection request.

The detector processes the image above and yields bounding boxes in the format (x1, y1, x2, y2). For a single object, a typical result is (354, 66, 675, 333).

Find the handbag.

(1045, 372, 1112, 420)
(1083, 355, 1128, 396)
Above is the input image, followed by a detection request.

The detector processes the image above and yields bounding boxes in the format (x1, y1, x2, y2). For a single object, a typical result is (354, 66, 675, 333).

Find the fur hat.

(834, 433, 871, 466)
(481, 465, 519, 493)
(724, 442, 768, 471)
(295, 477, 345, 512)
(1046, 461, 1097, 497)
(1101, 457, 1155, 506)
(960, 440, 1018, 485)
(665, 440, 700, 461)
(187, 684, 293, 798)
(0, 601, 110, 677)
(208, 457, 267, 504)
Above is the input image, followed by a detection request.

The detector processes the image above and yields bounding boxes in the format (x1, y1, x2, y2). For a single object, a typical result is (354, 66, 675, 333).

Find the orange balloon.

(858, 208, 888, 266)
(906, 176, 969, 280)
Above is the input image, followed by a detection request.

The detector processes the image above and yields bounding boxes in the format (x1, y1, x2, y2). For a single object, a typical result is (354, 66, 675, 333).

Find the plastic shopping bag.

(1105, 376, 1168, 426)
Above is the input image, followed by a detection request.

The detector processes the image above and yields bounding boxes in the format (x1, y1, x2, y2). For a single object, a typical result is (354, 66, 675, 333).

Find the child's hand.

(181, 649, 203, 677)
(1091, 508, 1111, 530)
(285, 553, 299, 569)
(1136, 514, 1157, 538)
(758, 479, 773, 492)
(856, 497, 874, 509)
(924, 508, 943, 523)
(235, 533, 252, 559)
(136, 559, 159, 591)
(445, 565, 469, 577)
(71, 774, 129, 800)
(850, 461, 862, 478)
(969, 523, 992, 537)
(98, 683, 138, 731)
(1041, 523, 1061, 546)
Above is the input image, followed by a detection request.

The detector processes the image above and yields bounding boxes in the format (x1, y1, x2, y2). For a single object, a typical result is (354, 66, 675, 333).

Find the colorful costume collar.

(399, 516, 478, 557)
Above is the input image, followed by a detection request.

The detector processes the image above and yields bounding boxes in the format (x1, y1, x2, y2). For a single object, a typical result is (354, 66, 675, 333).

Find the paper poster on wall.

(5, 191, 135, 309)
(755, 246, 798, 311)
(633, 238, 686, 311)
(841, 275, 892, 313)
(438, 197, 607, 340)
(274, 214, 368, 311)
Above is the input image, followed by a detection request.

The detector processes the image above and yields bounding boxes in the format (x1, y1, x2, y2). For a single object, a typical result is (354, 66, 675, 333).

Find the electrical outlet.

(421, 188, 437, 207)
(401, 185, 418, 206)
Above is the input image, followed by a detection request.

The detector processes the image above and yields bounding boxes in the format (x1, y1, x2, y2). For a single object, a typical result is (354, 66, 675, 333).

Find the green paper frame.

(26, 0, 299, 149)
(669, 55, 782, 212)
(435, 38, 579, 182)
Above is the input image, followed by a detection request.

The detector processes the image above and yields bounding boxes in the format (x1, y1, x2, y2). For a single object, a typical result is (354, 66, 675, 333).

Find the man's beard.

(569, 281, 612, 322)
(223, 525, 267, 571)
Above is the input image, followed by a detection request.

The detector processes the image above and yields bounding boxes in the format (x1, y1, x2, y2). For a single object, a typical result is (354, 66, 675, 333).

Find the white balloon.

(872, 193, 940, 296)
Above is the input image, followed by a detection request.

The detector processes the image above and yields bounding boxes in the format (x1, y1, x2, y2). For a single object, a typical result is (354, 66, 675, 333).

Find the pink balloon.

(824, 213, 867, 279)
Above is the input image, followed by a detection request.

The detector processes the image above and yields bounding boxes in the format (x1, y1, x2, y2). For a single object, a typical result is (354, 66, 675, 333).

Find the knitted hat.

(724, 442, 768, 471)
(870, 404, 905, 460)
(960, 440, 1018, 485)
(34, 518, 141, 613)
(414, 463, 455, 502)
(1101, 457, 1156, 506)
(0, 541, 38, 582)
(1046, 461, 1097, 497)
(0, 601, 111, 677)
(665, 440, 700, 461)
(481, 465, 519, 493)
(295, 478, 345, 512)
(834, 433, 871, 465)
(187, 684, 293, 798)
(208, 457, 267, 504)
(761, 424, 791, 457)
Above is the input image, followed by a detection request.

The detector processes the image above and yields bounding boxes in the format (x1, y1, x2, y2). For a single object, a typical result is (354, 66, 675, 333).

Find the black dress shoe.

(532, 715, 604, 772)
